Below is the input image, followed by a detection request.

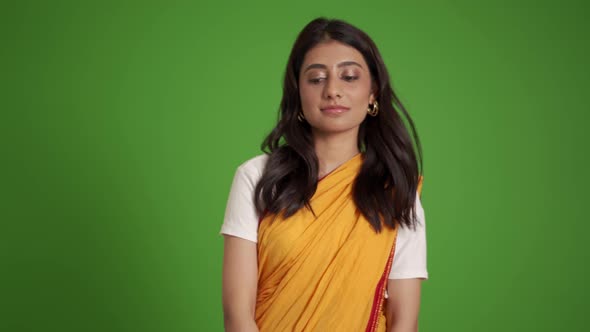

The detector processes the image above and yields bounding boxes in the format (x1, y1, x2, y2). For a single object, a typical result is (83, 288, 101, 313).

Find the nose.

(323, 76, 342, 100)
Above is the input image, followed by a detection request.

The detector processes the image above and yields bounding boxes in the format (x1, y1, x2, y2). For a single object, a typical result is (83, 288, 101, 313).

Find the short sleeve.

(388, 193, 428, 280)
(219, 155, 267, 243)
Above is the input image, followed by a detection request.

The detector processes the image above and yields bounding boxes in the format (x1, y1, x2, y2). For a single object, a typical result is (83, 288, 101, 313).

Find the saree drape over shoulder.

(255, 153, 422, 331)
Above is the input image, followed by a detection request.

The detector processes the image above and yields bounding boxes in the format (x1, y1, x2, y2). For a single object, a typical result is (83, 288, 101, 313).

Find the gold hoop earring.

(297, 111, 305, 122)
(367, 101, 379, 116)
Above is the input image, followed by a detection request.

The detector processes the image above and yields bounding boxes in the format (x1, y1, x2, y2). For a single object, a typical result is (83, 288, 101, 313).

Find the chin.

(311, 123, 361, 135)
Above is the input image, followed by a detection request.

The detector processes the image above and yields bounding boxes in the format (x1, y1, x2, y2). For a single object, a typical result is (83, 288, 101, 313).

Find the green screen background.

(2, 0, 589, 331)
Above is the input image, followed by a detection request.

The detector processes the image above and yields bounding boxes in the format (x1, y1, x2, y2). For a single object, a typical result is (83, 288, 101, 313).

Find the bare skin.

(298, 40, 374, 177)
(385, 279, 423, 332)
(222, 235, 259, 332)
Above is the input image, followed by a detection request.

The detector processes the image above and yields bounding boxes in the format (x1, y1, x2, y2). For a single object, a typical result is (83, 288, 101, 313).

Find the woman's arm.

(222, 235, 259, 332)
(384, 278, 423, 332)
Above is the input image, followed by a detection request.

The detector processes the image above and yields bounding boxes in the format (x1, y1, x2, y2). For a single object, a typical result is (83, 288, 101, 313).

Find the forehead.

(301, 40, 367, 68)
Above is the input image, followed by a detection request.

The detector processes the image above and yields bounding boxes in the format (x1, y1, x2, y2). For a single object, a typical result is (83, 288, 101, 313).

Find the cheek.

(347, 85, 370, 106)
(299, 86, 318, 108)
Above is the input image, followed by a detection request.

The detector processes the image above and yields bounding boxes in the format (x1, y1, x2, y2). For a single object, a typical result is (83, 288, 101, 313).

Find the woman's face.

(299, 40, 375, 136)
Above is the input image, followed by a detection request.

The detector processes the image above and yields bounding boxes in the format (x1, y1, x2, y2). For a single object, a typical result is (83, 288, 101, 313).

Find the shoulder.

(227, 153, 269, 193)
(237, 153, 268, 173)
(234, 153, 268, 185)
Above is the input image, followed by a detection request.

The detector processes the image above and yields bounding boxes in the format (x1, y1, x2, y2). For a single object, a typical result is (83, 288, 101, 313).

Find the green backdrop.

(2, 0, 589, 331)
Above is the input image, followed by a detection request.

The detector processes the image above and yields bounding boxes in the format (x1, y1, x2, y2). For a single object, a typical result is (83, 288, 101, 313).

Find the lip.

(320, 105, 350, 114)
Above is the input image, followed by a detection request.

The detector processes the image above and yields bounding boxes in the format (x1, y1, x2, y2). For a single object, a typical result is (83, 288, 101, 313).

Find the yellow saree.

(255, 153, 422, 331)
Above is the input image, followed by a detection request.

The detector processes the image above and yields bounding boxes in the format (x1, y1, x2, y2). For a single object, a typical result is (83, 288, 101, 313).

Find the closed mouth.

(320, 105, 350, 112)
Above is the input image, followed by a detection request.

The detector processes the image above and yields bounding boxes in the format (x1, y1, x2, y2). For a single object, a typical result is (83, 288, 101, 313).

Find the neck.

(313, 129, 361, 179)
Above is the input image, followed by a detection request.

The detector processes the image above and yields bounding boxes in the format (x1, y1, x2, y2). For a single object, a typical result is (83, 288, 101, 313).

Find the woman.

(221, 17, 428, 332)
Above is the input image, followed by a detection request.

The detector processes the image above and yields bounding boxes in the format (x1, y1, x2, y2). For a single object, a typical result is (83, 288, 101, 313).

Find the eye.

(342, 75, 359, 82)
(308, 77, 326, 84)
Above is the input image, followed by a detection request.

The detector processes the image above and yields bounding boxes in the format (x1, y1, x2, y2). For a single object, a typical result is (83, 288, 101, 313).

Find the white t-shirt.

(220, 154, 429, 280)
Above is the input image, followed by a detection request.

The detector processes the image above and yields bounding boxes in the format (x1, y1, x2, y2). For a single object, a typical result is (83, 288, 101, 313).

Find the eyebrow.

(303, 61, 363, 73)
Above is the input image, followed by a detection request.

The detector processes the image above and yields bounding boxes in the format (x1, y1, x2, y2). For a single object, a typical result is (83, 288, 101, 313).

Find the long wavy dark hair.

(254, 17, 423, 232)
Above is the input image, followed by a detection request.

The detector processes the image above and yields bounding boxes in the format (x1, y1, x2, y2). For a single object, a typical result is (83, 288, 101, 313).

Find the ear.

(369, 92, 376, 104)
